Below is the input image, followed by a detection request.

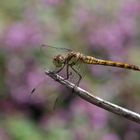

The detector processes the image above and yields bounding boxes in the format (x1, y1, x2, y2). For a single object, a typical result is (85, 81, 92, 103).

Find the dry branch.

(45, 69, 140, 124)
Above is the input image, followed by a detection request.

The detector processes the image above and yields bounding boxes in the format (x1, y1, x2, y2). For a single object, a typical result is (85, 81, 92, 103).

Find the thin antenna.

(41, 44, 72, 52)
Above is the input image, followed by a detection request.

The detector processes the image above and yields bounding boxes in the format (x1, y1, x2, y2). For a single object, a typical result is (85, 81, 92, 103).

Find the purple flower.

(11, 85, 31, 103)
(102, 133, 120, 140)
(4, 22, 42, 49)
(4, 23, 29, 48)
(88, 1, 139, 59)
(27, 70, 45, 90)
(0, 128, 10, 140)
(121, 0, 140, 17)
(71, 99, 108, 129)
(43, 0, 64, 7)
(124, 131, 139, 140)
(10, 71, 46, 104)
(89, 20, 134, 51)
(87, 104, 108, 129)
(73, 7, 92, 27)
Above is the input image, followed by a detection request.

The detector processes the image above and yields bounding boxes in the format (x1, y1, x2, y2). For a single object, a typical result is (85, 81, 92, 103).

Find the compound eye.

(53, 55, 64, 67)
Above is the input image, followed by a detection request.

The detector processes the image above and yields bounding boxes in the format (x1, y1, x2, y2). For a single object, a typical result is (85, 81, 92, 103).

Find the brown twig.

(45, 69, 140, 124)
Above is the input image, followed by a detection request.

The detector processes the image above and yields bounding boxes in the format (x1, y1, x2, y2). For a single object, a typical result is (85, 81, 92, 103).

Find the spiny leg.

(53, 64, 66, 74)
(53, 62, 72, 79)
(57, 64, 72, 82)
(54, 58, 72, 80)
(63, 64, 72, 80)
(70, 65, 82, 87)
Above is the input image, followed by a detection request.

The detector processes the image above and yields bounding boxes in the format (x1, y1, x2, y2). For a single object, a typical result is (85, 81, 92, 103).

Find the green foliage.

(6, 117, 45, 140)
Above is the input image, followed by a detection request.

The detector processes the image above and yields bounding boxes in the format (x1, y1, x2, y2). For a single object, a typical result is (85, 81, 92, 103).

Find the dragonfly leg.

(53, 64, 66, 74)
(63, 64, 72, 80)
(53, 64, 72, 81)
(58, 65, 72, 81)
(70, 65, 82, 86)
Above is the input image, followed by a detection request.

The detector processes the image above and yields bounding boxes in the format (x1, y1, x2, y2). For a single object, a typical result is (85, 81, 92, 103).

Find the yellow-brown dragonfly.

(41, 44, 140, 86)
(31, 44, 140, 109)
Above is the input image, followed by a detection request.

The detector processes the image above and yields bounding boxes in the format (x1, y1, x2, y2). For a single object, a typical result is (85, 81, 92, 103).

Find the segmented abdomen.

(83, 56, 140, 71)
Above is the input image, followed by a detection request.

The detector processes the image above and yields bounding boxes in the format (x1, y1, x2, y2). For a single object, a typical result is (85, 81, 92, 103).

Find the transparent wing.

(53, 63, 87, 110)
(39, 44, 72, 72)
(37, 44, 88, 85)
(31, 44, 72, 94)
(69, 62, 87, 86)
(35, 44, 88, 109)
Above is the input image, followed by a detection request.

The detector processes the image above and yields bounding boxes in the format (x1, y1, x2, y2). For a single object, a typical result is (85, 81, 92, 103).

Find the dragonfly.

(41, 44, 140, 86)
(31, 44, 140, 109)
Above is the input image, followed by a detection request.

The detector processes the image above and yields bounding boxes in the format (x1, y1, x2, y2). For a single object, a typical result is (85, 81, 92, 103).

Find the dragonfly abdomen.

(83, 56, 99, 64)
(83, 56, 140, 71)
(97, 59, 140, 71)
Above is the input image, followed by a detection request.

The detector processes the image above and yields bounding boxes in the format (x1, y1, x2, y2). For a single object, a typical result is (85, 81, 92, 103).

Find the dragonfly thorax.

(53, 54, 65, 67)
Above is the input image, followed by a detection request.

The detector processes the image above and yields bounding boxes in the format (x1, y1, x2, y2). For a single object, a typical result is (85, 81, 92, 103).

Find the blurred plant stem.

(45, 69, 140, 124)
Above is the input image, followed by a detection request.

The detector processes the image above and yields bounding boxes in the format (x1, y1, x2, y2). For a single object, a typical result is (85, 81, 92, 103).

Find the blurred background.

(0, 0, 140, 139)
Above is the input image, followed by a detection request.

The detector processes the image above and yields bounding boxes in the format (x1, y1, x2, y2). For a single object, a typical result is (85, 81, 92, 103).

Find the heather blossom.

(43, 0, 64, 7)
(4, 22, 42, 49)
(102, 133, 120, 140)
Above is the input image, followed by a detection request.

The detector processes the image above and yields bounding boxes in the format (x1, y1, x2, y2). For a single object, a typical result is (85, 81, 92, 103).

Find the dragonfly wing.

(67, 62, 87, 86)
(53, 87, 76, 110)
(39, 44, 71, 72)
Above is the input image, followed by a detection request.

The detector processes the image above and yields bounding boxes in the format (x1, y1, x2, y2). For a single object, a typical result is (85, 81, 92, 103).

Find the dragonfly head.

(53, 55, 65, 67)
